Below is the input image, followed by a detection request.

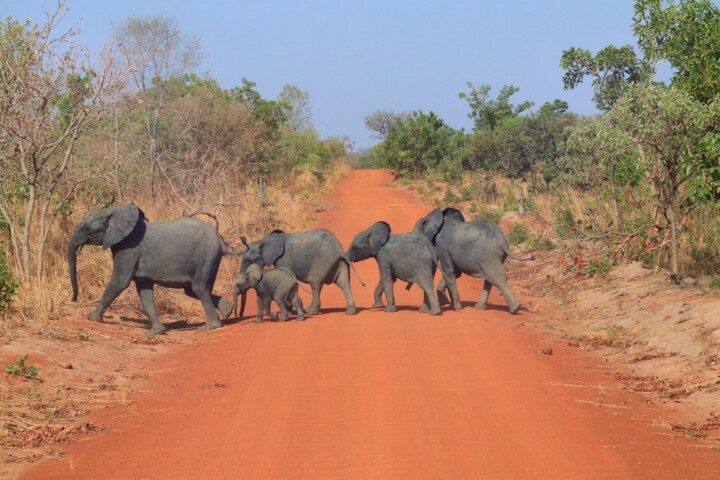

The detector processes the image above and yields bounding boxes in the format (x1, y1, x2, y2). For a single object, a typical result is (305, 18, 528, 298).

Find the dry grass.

(1, 159, 351, 336)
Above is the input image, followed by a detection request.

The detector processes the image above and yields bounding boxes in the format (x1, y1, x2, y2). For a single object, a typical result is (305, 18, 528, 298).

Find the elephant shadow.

(454, 301, 529, 314)
(118, 316, 206, 331)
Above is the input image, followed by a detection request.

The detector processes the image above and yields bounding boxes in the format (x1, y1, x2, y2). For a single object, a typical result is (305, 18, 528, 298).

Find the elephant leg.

(336, 263, 357, 315)
(212, 294, 234, 321)
(372, 281, 385, 308)
(255, 296, 265, 323)
(89, 259, 134, 322)
(475, 280, 493, 310)
(379, 265, 396, 312)
(135, 281, 166, 334)
(483, 265, 521, 314)
(417, 277, 441, 315)
(436, 276, 450, 306)
(276, 295, 290, 321)
(293, 294, 305, 321)
(305, 282, 323, 315)
(192, 282, 222, 330)
(265, 298, 277, 321)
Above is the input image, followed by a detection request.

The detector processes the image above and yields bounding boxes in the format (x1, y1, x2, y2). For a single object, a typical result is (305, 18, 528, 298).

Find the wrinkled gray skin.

(347, 221, 442, 315)
(233, 264, 304, 323)
(414, 207, 534, 314)
(240, 229, 363, 315)
(67, 204, 237, 334)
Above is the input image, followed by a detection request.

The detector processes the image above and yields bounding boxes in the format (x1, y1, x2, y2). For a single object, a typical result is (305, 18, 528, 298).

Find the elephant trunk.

(67, 230, 85, 302)
(232, 285, 247, 319)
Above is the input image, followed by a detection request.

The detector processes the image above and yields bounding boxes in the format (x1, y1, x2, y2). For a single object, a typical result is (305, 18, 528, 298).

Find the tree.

(560, 44, 655, 111)
(363, 110, 409, 139)
(277, 84, 313, 132)
(459, 83, 534, 133)
(111, 14, 202, 197)
(633, 0, 720, 103)
(608, 83, 720, 278)
(0, 1, 129, 281)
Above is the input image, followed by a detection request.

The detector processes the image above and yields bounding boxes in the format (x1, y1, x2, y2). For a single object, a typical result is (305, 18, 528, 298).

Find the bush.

(507, 225, 531, 245)
(0, 246, 17, 314)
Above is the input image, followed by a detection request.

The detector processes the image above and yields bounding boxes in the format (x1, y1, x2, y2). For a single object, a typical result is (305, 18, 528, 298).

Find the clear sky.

(4, 1, 660, 149)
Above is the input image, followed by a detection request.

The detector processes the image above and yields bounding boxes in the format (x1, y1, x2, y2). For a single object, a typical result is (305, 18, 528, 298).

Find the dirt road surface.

(24, 170, 718, 479)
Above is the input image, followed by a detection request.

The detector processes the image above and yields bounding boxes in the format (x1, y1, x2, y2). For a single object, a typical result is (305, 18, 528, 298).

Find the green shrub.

(507, 225, 531, 245)
(5, 354, 38, 378)
(529, 235, 555, 251)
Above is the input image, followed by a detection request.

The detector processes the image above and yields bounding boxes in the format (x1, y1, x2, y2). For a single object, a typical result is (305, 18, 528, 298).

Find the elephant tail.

(433, 255, 453, 285)
(344, 256, 366, 287)
(404, 282, 413, 291)
(221, 235, 249, 256)
(502, 245, 535, 262)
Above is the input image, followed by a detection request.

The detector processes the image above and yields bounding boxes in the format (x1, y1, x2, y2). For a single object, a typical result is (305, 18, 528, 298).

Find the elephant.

(67, 204, 239, 334)
(239, 229, 364, 315)
(232, 264, 304, 323)
(346, 221, 444, 315)
(414, 207, 534, 314)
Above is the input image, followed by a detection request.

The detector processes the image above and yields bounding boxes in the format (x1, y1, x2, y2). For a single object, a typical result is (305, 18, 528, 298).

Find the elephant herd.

(67, 204, 534, 334)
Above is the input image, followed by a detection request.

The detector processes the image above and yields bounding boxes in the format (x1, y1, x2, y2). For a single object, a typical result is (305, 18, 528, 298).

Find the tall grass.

(1, 159, 351, 334)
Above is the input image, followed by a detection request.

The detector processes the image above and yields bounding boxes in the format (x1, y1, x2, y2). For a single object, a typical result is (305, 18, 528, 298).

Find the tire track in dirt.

(24, 170, 718, 479)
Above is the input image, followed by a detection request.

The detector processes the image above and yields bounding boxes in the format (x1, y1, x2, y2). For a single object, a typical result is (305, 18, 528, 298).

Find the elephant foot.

(371, 301, 384, 309)
(418, 305, 429, 313)
(270, 312, 278, 321)
(279, 314, 289, 322)
(384, 305, 397, 313)
(345, 306, 357, 315)
(474, 302, 488, 311)
(218, 300, 234, 321)
(428, 308, 442, 316)
(205, 320, 222, 330)
(437, 292, 450, 306)
(296, 316, 306, 321)
(307, 306, 320, 315)
(150, 325, 168, 335)
(508, 301, 521, 315)
(254, 318, 265, 324)
(452, 302, 463, 311)
(87, 311, 103, 322)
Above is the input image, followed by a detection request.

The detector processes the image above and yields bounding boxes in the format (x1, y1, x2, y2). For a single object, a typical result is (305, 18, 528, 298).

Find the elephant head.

(239, 230, 286, 273)
(413, 208, 444, 244)
(347, 221, 391, 262)
(67, 204, 145, 302)
(442, 207, 466, 223)
(232, 263, 264, 318)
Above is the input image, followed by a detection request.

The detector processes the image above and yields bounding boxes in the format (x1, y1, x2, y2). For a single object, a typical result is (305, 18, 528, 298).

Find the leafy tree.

(633, 0, 720, 103)
(0, 2, 129, 281)
(560, 44, 655, 111)
(459, 83, 534, 133)
(277, 84, 313, 132)
(373, 111, 466, 178)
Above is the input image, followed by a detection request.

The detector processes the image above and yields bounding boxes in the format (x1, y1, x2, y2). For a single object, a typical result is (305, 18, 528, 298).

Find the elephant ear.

(442, 207, 465, 223)
(369, 221, 391, 256)
(261, 231, 286, 265)
(103, 204, 143, 250)
(414, 208, 444, 242)
(248, 264, 264, 287)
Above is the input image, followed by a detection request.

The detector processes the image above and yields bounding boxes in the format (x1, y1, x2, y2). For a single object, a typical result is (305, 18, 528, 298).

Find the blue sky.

(5, 1, 661, 149)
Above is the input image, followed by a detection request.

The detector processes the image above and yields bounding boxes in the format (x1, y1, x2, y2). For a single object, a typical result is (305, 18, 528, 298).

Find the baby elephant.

(233, 264, 305, 323)
(347, 221, 443, 315)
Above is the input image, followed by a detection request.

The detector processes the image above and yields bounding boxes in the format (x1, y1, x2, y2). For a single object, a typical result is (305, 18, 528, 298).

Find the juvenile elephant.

(414, 208, 534, 314)
(240, 229, 364, 315)
(233, 264, 304, 323)
(67, 204, 238, 334)
(347, 221, 443, 315)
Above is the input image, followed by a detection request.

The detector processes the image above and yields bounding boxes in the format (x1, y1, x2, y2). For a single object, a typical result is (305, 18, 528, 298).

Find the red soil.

(23, 170, 719, 479)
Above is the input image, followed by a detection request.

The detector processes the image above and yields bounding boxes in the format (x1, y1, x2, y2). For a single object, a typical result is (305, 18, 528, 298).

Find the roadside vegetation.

(363, 0, 720, 293)
(0, 1, 352, 332)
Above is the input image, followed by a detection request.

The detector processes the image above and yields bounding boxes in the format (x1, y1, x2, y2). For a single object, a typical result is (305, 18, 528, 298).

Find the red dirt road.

(25, 170, 718, 479)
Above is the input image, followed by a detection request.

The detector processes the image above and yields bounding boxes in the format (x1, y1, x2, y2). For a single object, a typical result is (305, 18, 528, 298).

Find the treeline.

(365, 0, 720, 282)
(0, 2, 349, 315)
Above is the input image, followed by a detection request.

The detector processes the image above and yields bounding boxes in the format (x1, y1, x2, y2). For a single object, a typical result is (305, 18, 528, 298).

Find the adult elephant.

(239, 229, 364, 316)
(67, 204, 238, 334)
(414, 208, 534, 314)
(346, 221, 443, 315)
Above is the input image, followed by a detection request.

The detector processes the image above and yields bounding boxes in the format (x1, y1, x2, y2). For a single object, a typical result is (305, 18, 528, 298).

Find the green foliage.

(372, 111, 467, 179)
(459, 83, 534, 133)
(560, 44, 654, 111)
(0, 245, 17, 314)
(633, 0, 720, 103)
(584, 256, 614, 277)
(507, 224, 531, 245)
(5, 354, 38, 378)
